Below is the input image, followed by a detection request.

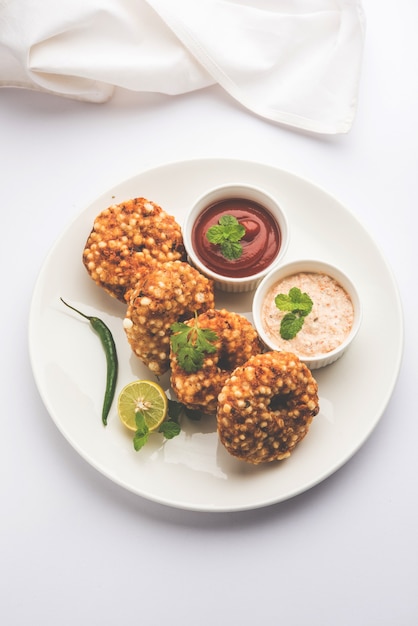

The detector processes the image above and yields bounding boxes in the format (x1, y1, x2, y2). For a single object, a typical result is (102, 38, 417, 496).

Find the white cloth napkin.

(0, 0, 365, 134)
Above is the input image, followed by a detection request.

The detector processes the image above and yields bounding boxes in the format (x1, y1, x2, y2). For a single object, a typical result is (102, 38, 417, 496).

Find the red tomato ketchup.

(192, 198, 282, 278)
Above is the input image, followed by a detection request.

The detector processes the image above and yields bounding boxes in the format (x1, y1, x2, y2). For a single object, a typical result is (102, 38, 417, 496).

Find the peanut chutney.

(261, 272, 354, 357)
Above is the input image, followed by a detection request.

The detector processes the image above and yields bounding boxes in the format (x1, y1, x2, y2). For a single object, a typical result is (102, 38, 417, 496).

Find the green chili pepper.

(60, 298, 118, 426)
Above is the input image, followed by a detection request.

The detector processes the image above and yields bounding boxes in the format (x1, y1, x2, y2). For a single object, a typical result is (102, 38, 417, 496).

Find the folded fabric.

(0, 0, 365, 134)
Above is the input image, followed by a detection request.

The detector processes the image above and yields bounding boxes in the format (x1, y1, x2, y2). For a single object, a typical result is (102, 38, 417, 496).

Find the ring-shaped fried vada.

(123, 261, 214, 376)
(217, 351, 319, 464)
(170, 309, 263, 415)
(83, 197, 185, 302)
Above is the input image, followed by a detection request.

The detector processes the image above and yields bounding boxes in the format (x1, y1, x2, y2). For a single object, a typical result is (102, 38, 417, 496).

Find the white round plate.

(29, 159, 403, 512)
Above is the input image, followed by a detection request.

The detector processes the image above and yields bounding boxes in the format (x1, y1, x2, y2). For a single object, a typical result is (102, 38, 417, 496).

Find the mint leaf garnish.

(274, 287, 313, 339)
(159, 420, 181, 439)
(279, 313, 305, 340)
(132, 398, 201, 452)
(133, 411, 150, 450)
(206, 215, 246, 260)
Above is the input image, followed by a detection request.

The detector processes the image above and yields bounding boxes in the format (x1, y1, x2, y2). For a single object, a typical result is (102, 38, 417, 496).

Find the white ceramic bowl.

(252, 259, 362, 369)
(183, 184, 289, 292)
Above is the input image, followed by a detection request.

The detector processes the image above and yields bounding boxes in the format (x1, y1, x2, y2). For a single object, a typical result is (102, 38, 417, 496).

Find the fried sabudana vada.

(123, 261, 214, 376)
(170, 309, 263, 415)
(217, 351, 319, 464)
(82, 197, 185, 302)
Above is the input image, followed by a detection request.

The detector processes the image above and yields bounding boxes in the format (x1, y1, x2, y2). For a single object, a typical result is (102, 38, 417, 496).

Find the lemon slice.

(117, 380, 168, 432)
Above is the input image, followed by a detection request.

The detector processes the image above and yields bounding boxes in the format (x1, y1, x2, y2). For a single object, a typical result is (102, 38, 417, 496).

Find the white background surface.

(1, 2, 416, 624)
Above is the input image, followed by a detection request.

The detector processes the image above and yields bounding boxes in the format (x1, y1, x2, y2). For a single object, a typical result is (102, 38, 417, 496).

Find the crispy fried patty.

(82, 197, 185, 302)
(123, 261, 215, 376)
(217, 351, 319, 464)
(170, 309, 263, 415)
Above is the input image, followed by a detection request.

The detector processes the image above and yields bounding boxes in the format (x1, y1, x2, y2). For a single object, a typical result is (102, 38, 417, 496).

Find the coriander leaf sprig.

(275, 287, 313, 340)
(206, 214, 246, 260)
(170, 314, 218, 373)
